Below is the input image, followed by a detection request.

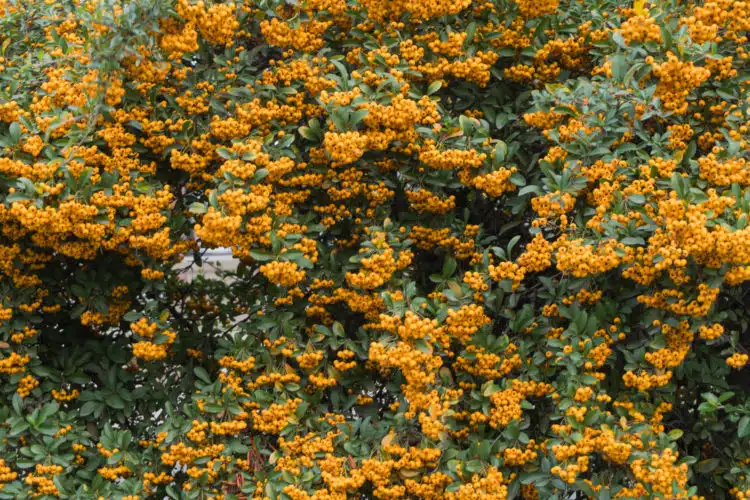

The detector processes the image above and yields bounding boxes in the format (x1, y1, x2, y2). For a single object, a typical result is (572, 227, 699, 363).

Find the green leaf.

(5, 192, 31, 203)
(332, 322, 345, 337)
(350, 109, 369, 126)
(189, 202, 207, 214)
(331, 110, 348, 131)
(194, 367, 211, 384)
(427, 80, 442, 95)
(38, 402, 59, 423)
(250, 250, 275, 261)
(9, 122, 21, 144)
(507, 235, 521, 258)
(414, 339, 432, 354)
(611, 54, 627, 81)
(518, 185, 543, 196)
(695, 458, 720, 473)
(621, 236, 646, 246)
(552, 106, 577, 117)
(628, 194, 645, 204)
(442, 258, 457, 277)
(107, 395, 125, 409)
(464, 459, 483, 473)
(464, 22, 477, 48)
(79, 401, 100, 417)
(216, 147, 235, 160)
(482, 382, 498, 396)
(123, 311, 141, 322)
(296, 401, 309, 419)
(298, 126, 316, 141)
(494, 141, 508, 164)
(459, 115, 474, 135)
(667, 429, 683, 441)
(203, 403, 223, 413)
(612, 31, 628, 49)
(510, 172, 526, 186)
(253, 168, 270, 183)
(12, 394, 23, 414)
(739, 416, 750, 438)
(30, 444, 46, 458)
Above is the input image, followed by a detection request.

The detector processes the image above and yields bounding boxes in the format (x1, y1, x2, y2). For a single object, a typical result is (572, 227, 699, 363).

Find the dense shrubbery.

(2, 0, 750, 498)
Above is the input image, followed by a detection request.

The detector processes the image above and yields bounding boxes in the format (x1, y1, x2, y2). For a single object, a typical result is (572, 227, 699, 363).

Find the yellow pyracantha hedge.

(1, 0, 750, 498)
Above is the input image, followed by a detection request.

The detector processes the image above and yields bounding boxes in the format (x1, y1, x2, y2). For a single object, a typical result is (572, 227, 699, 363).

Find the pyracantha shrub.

(2, 0, 750, 498)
